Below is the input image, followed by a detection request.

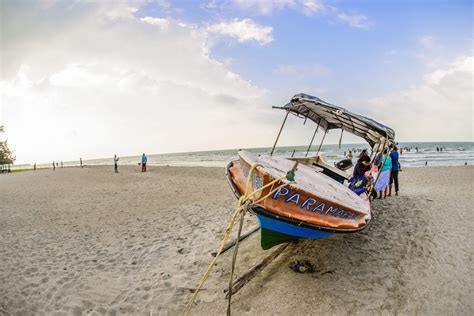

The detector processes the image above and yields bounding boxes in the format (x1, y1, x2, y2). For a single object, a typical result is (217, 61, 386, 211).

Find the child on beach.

(114, 155, 119, 173)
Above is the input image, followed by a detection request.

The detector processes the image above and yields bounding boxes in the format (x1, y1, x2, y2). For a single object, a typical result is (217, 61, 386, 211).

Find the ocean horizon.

(22, 141, 474, 170)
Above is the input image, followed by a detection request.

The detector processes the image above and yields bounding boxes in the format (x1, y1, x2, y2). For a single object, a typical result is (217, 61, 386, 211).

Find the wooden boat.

(226, 94, 395, 249)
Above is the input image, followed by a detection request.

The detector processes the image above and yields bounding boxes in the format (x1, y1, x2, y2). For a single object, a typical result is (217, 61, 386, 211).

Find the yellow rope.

(181, 164, 290, 316)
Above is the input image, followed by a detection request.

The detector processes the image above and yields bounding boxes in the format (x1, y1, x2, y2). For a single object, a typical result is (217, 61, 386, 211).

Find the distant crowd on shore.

(44, 154, 150, 174)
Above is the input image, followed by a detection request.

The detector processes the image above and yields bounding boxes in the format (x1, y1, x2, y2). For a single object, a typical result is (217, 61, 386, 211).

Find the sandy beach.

(0, 165, 473, 315)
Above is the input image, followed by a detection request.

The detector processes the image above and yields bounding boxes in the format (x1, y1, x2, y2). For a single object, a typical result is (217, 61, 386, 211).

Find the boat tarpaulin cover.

(274, 93, 395, 147)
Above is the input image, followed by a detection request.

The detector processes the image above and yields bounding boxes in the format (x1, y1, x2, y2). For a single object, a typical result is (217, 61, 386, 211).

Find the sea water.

(75, 142, 473, 168)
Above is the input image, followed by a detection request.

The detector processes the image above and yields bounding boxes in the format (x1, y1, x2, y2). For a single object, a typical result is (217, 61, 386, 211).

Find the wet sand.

(0, 165, 473, 315)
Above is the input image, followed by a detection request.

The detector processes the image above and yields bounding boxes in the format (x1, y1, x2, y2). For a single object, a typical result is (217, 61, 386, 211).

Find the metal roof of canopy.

(273, 93, 395, 147)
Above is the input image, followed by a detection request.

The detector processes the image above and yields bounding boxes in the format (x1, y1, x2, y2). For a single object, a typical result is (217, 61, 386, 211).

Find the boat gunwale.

(238, 150, 371, 216)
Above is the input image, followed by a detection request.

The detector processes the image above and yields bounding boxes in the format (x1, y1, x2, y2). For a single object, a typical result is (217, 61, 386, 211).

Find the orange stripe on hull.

(229, 160, 369, 230)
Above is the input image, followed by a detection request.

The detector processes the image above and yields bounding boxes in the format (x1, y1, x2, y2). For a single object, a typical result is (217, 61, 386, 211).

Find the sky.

(0, 0, 473, 164)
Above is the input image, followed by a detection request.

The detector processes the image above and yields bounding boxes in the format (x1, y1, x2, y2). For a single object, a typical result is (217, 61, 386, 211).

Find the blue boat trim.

(257, 215, 332, 239)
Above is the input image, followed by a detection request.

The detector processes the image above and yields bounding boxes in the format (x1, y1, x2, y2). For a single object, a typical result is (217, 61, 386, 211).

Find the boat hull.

(225, 151, 371, 249)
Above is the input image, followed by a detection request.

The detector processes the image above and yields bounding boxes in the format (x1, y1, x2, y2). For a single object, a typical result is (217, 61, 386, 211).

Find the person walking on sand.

(114, 155, 119, 173)
(141, 153, 148, 172)
(52, 161, 56, 171)
(80, 158, 83, 168)
(388, 146, 400, 196)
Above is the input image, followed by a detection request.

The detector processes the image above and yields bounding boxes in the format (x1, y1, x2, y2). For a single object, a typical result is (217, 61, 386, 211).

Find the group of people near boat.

(349, 146, 400, 200)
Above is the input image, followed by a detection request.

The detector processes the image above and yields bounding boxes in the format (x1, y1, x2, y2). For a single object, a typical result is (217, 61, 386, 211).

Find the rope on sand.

(181, 163, 294, 316)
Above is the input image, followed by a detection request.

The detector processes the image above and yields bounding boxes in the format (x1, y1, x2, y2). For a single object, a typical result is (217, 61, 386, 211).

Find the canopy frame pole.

(338, 129, 344, 148)
(305, 120, 320, 157)
(370, 139, 385, 165)
(270, 110, 289, 156)
(316, 129, 328, 155)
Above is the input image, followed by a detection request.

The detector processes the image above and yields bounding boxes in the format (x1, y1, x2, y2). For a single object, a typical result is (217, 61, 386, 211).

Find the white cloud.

(49, 63, 108, 88)
(231, 0, 297, 15)
(230, 0, 323, 16)
(0, 1, 276, 164)
(206, 18, 273, 45)
(300, 0, 324, 16)
(203, 0, 219, 9)
(140, 16, 170, 31)
(367, 55, 473, 142)
(229, 0, 370, 29)
(336, 12, 371, 30)
(102, 2, 139, 20)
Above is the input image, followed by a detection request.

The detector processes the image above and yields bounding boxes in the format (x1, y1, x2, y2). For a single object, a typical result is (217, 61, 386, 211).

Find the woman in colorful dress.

(374, 148, 392, 199)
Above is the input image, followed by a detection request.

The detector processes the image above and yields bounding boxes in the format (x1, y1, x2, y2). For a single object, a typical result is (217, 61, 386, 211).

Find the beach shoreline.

(1, 165, 473, 315)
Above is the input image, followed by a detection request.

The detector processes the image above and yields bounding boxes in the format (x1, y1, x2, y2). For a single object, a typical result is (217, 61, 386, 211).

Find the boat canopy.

(274, 93, 395, 147)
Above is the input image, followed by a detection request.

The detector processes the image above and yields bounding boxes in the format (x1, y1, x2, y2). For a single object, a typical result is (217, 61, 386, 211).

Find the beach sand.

(0, 165, 473, 315)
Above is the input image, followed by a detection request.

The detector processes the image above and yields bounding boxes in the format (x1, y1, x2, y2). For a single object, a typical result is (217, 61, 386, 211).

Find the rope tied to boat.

(181, 163, 295, 316)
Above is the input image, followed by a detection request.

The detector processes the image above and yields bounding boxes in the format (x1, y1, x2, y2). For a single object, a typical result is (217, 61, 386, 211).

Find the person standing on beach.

(80, 158, 83, 168)
(114, 155, 119, 173)
(388, 146, 400, 196)
(52, 161, 56, 171)
(141, 153, 147, 172)
(374, 148, 392, 199)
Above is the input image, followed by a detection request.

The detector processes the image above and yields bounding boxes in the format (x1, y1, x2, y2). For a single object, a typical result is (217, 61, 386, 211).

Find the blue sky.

(172, 0, 472, 100)
(1, 0, 473, 164)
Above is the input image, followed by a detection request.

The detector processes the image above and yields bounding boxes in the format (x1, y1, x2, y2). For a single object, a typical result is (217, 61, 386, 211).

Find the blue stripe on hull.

(257, 215, 332, 239)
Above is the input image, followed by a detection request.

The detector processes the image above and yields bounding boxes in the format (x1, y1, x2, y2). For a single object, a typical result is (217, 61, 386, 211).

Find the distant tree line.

(0, 126, 15, 164)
